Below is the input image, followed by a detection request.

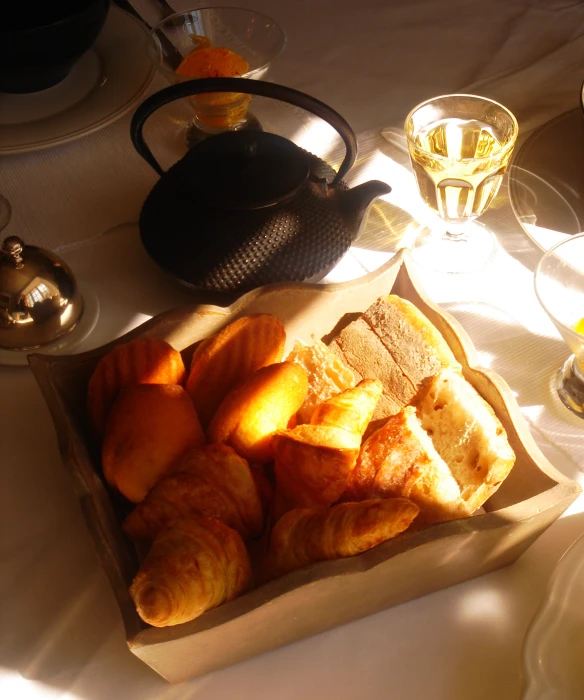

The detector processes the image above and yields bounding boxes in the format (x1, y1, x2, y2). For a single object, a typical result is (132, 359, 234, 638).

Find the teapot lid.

(175, 131, 310, 210)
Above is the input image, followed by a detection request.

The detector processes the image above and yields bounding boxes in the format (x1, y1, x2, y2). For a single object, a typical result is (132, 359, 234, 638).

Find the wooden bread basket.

(28, 250, 581, 684)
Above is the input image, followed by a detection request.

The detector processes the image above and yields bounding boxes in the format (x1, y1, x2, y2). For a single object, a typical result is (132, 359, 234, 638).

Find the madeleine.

(102, 384, 205, 502)
(208, 361, 308, 463)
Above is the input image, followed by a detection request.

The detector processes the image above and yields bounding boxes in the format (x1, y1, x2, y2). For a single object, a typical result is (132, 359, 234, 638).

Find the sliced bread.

(343, 406, 472, 524)
(413, 368, 516, 513)
(328, 295, 461, 428)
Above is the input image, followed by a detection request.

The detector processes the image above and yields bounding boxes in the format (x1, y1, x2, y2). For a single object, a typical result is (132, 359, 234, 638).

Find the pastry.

(208, 361, 308, 463)
(87, 337, 186, 438)
(102, 384, 205, 503)
(186, 314, 286, 428)
(261, 498, 419, 581)
(123, 443, 264, 543)
(130, 515, 252, 627)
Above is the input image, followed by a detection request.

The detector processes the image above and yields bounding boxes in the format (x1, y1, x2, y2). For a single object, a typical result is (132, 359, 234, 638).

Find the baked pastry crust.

(130, 515, 252, 627)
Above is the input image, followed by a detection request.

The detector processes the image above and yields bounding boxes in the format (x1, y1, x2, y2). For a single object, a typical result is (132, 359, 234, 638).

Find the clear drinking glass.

(404, 94, 519, 273)
(146, 6, 286, 147)
(534, 233, 584, 418)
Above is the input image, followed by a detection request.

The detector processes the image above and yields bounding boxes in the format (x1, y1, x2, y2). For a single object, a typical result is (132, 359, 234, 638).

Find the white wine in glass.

(405, 94, 519, 273)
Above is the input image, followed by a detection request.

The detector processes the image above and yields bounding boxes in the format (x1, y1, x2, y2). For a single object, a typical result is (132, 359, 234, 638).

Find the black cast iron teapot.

(131, 78, 391, 294)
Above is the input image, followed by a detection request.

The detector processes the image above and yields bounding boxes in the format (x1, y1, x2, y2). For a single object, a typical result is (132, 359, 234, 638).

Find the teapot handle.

(130, 78, 357, 185)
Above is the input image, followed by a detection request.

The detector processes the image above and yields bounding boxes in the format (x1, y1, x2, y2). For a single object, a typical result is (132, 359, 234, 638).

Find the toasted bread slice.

(186, 314, 286, 428)
(286, 338, 358, 424)
(413, 368, 516, 513)
(344, 407, 471, 524)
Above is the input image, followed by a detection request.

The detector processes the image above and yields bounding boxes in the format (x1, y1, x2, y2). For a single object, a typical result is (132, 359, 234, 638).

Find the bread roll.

(186, 314, 286, 428)
(261, 498, 419, 581)
(413, 368, 515, 513)
(87, 337, 186, 438)
(286, 338, 357, 424)
(344, 406, 471, 524)
(208, 361, 308, 463)
(102, 384, 205, 503)
(130, 515, 251, 627)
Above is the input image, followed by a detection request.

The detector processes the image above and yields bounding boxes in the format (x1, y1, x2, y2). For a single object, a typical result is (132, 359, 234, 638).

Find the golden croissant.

(272, 425, 361, 515)
(272, 381, 382, 516)
(262, 498, 419, 581)
(310, 378, 382, 437)
(130, 515, 252, 627)
(123, 443, 264, 543)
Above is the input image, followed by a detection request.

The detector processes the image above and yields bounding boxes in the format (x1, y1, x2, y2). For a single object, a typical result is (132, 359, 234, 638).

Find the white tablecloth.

(2, 1, 584, 699)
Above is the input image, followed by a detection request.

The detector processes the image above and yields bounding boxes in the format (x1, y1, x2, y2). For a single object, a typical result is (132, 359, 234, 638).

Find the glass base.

(185, 112, 263, 149)
(411, 220, 496, 274)
(556, 355, 584, 418)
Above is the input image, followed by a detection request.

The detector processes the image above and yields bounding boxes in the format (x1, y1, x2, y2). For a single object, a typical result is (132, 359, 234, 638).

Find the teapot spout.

(340, 180, 391, 236)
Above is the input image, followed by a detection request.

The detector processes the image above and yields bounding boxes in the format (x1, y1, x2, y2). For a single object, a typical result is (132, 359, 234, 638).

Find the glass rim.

(404, 93, 519, 163)
(147, 5, 286, 80)
(534, 231, 584, 342)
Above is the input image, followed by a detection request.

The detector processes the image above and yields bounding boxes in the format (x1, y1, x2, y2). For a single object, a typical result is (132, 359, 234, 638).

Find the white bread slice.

(328, 295, 461, 429)
(330, 319, 410, 421)
(287, 338, 357, 424)
(363, 295, 460, 385)
(344, 406, 472, 524)
(413, 368, 516, 513)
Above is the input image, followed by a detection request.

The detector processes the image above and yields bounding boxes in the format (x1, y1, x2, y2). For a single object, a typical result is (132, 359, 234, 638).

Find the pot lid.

(0, 234, 84, 350)
(174, 130, 311, 210)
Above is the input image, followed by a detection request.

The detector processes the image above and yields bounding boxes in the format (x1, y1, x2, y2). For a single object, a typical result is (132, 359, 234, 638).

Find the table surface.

(2, 1, 584, 699)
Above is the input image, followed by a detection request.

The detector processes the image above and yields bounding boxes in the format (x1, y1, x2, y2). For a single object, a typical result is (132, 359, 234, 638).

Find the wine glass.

(534, 233, 584, 418)
(146, 6, 286, 148)
(404, 94, 519, 274)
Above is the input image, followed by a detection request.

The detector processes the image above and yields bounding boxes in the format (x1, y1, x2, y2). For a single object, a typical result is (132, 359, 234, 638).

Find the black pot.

(0, 0, 111, 94)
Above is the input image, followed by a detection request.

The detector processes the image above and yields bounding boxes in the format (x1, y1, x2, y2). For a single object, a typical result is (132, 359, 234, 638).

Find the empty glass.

(534, 233, 584, 418)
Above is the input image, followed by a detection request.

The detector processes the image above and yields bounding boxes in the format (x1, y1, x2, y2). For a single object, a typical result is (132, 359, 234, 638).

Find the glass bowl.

(534, 232, 584, 417)
(146, 6, 285, 145)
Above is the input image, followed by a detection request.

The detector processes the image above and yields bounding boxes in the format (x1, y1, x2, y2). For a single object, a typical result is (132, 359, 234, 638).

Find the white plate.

(509, 109, 584, 251)
(522, 531, 584, 699)
(0, 6, 155, 154)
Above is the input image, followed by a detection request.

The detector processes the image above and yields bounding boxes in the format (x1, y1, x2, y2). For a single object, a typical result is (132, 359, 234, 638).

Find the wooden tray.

(28, 250, 581, 684)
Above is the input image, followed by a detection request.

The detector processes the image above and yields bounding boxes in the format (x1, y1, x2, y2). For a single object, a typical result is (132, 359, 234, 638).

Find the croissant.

(309, 378, 383, 437)
(123, 444, 264, 543)
(130, 515, 252, 627)
(87, 337, 186, 438)
(262, 498, 419, 581)
(272, 425, 361, 515)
